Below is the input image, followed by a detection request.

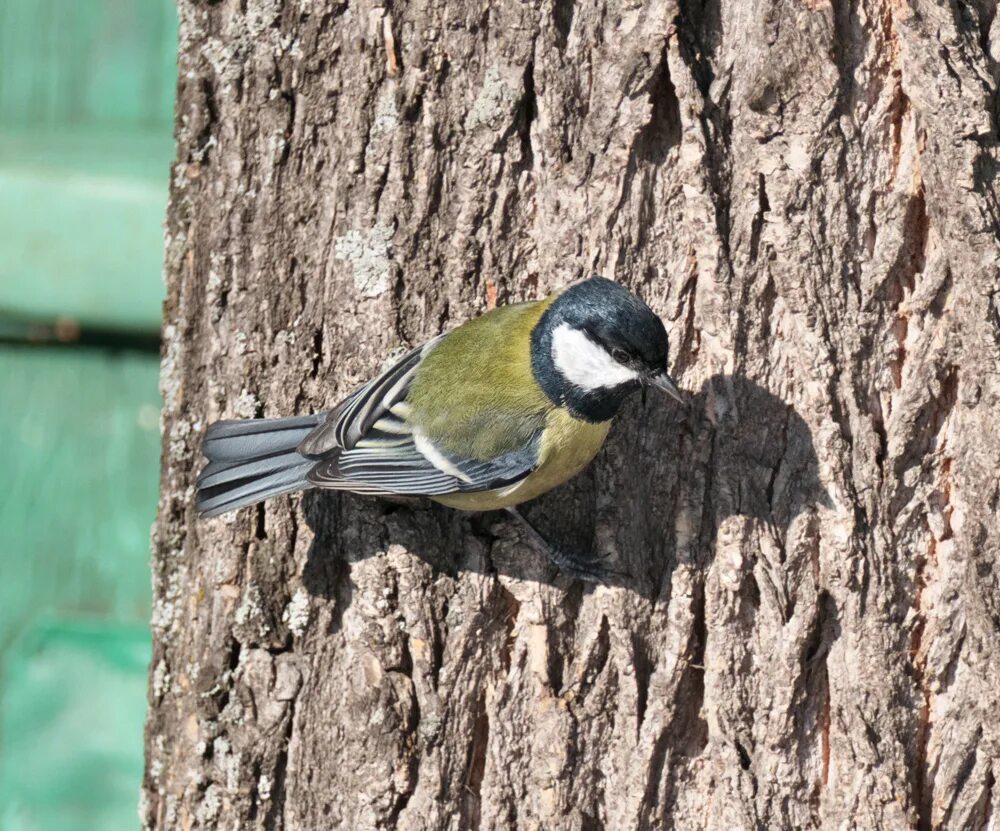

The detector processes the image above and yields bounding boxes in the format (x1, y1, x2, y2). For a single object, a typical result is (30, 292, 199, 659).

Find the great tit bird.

(196, 276, 684, 580)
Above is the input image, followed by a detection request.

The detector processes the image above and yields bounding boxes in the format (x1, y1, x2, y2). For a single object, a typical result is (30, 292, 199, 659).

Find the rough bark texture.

(145, 0, 1000, 828)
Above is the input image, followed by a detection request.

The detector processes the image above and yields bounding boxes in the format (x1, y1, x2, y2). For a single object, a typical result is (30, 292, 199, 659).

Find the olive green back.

(408, 298, 556, 460)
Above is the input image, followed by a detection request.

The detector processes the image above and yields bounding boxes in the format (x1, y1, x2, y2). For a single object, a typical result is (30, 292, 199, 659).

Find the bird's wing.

(297, 338, 439, 456)
(307, 430, 542, 495)
(297, 336, 542, 496)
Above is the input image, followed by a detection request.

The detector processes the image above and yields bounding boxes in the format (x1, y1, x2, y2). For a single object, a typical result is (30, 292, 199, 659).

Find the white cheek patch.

(551, 323, 639, 390)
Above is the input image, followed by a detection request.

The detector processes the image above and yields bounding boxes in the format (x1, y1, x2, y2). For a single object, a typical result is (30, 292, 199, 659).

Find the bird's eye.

(612, 347, 631, 364)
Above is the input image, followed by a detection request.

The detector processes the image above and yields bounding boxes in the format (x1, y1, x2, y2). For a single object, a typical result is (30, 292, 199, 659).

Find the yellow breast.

(432, 408, 612, 512)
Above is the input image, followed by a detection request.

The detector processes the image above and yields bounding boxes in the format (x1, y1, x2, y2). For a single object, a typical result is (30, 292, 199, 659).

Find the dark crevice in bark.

(911, 557, 936, 826)
(496, 586, 519, 676)
(891, 365, 958, 513)
(888, 81, 909, 184)
(280, 91, 296, 167)
(617, 44, 682, 252)
(519, 61, 537, 171)
(552, 0, 574, 50)
(981, 767, 996, 830)
(859, 709, 884, 765)
(432, 596, 450, 688)
(387, 745, 418, 828)
(225, 636, 242, 681)
(248, 759, 264, 822)
(734, 739, 752, 771)
(742, 569, 761, 617)
(263, 698, 297, 830)
(757, 269, 779, 367)
(636, 46, 682, 165)
(691, 94, 735, 283)
(588, 613, 611, 691)
(676, 0, 734, 284)
(310, 326, 324, 379)
(800, 590, 838, 805)
(370, 160, 392, 216)
(547, 620, 566, 693)
(633, 631, 654, 733)
(674, 269, 701, 377)
(461, 691, 490, 829)
(749, 173, 770, 265)
(928, 267, 954, 319)
(286, 516, 299, 577)
(395, 629, 416, 676)
(674, 0, 718, 97)
(829, 0, 862, 120)
(684, 583, 709, 756)
(492, 58, 537, 175)
(939, 620, 966, 696)
(568, 613, 610, 703)
(872, 385, 889, 472)
(387, 772, 416, 827)
(255, 503, 268, 540)
(196, 77, 219, 161)
(939, 45, 966, 91)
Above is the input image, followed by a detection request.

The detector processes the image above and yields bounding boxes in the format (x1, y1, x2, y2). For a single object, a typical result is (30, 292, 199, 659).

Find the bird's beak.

(648, 371, 686, 406)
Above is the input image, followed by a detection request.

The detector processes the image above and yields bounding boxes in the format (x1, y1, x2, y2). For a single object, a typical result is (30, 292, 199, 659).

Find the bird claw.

(546, 545, 624, 584)
(504, 507, 626, 584)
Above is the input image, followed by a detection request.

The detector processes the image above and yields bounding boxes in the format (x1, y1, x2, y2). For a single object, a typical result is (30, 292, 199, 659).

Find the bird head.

(531, 277, 685, 421)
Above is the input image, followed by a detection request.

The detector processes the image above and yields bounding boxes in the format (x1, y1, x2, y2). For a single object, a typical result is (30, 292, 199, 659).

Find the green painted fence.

(0, 347, 161, 647)
(0, 0, 176, 332)
(0, 1, 176, 827)
(0, 0, 176, 129)
(0, 621, 151, 831)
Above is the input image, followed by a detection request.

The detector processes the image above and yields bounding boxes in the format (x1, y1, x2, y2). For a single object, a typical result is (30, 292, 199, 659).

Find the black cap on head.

(556, 277, 669, 371)
(531, 277, 675, 421)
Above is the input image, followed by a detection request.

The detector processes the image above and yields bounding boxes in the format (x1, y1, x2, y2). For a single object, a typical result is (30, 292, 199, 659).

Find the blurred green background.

(0, 1, 177, 828)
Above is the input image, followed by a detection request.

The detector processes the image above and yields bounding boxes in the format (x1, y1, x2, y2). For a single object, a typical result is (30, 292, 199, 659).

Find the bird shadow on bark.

(301, 374, 831, 602)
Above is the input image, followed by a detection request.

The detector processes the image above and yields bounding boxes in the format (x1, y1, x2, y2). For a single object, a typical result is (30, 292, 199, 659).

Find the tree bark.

(145, 0, 1000, 828)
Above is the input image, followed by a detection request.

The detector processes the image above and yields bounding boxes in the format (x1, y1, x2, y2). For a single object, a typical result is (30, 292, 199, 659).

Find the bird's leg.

(505, 507, 619, 583)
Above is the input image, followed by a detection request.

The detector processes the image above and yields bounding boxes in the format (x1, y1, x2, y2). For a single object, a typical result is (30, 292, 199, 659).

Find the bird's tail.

(196, 414, 324, 517)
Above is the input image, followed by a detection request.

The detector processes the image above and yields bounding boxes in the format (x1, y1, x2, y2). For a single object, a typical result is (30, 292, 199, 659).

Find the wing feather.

(297, 339, 438, 456)
(298, 333, 541, 497)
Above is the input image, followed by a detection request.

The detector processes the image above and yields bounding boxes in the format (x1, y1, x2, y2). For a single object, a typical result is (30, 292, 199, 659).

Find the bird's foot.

(545, 545, 624, 583)
(505, 507, 624, 584)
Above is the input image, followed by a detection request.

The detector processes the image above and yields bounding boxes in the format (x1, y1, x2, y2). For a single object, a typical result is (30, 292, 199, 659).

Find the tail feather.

(203, 415, 322, 463)
(197, 450, 307, 490)
(196, 414, 325, 517)
(197, 461, 316, 517)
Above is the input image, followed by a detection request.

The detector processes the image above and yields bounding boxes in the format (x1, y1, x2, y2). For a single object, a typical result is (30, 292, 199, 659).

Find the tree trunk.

(145, 0, 1000, 828)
